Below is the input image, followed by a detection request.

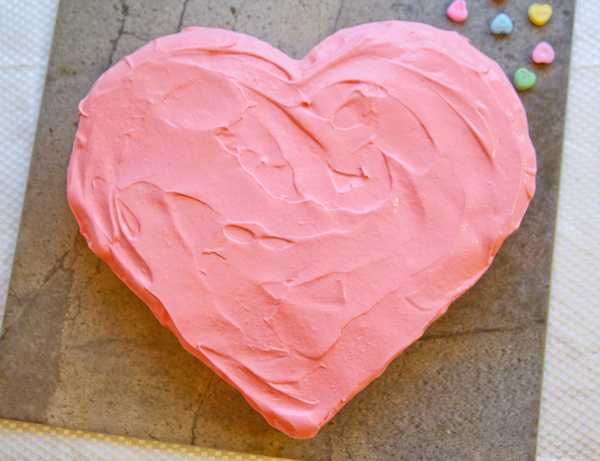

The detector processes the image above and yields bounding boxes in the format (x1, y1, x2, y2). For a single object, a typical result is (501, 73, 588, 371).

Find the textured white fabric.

(0, 0, 598, 459)
(536, 0, 600, 459)
(0, 0, 59, 318)
(0, 419, 293, 461)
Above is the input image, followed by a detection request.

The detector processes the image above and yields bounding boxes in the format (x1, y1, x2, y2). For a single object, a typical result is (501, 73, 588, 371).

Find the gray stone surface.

(0, 0, 575, 460)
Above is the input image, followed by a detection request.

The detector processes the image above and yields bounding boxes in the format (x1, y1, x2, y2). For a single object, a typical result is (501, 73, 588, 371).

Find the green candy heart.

(514, 68, 536, 91)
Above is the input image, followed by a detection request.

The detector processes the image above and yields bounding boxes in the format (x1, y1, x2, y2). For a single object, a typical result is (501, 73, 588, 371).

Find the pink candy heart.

(532, 41, 555, 64)
(447, 0, 469, 22)
(68, 22, 535, 439)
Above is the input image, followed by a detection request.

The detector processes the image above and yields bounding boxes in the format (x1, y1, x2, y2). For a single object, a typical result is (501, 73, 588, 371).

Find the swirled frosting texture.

(67, 21, 536, 439)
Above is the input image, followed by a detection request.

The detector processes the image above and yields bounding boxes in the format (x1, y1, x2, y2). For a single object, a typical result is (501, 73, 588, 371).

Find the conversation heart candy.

(528, 3, 552, 26)
(447, 0, 468, 22)
(532, 41, 555, 63)
(491, 13, 513, 35)
(514, 67, 537, 90)
(68, 21, 536, 439)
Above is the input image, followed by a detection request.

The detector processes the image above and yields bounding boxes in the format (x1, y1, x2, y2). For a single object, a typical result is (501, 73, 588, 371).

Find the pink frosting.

(67, 21, 536, 438)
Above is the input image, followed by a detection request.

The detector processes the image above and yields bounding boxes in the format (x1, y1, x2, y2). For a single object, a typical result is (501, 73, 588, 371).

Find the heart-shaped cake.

(67, 21, 536, 439)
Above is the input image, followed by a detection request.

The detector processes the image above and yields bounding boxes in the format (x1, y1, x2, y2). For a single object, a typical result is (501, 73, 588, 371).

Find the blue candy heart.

(491, 13, 513, 35)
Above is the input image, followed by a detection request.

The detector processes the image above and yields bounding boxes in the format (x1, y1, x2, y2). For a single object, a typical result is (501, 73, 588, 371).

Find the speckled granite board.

(0, 0, 575, 460)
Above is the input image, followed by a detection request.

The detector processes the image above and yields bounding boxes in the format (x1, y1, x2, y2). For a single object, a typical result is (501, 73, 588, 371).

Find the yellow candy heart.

(529, 3, 552, 26)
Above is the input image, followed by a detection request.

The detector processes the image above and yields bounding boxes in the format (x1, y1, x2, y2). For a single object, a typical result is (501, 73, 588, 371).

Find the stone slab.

(0, 0, 575, 460)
